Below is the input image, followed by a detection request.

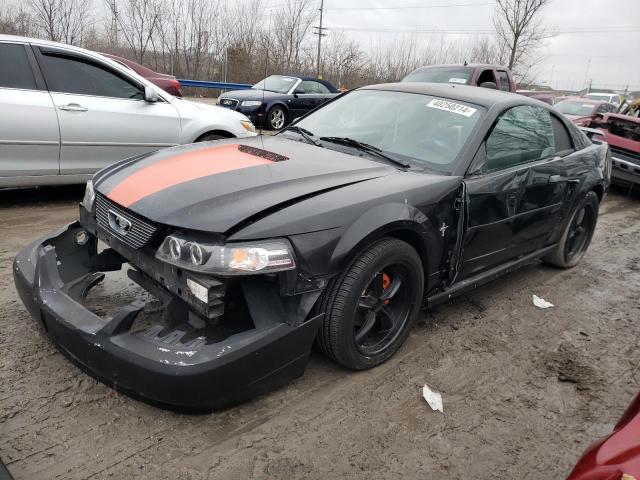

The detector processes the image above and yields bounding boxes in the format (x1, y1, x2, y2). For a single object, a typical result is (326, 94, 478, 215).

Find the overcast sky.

(293, 0, 640, 91)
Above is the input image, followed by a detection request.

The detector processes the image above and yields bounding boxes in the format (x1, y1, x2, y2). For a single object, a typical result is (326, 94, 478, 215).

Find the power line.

(324, 26, 640, 35)
(324, 2, 495, 10)
(258, 1, 495, 10)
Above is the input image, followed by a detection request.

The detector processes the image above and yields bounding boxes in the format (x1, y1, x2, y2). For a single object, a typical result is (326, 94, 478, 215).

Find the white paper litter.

(422, 384, 443, 412)
(532, 294, 554, 309)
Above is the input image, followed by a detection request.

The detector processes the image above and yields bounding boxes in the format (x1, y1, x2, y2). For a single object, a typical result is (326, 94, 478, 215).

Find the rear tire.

(315, 238, 424, 370)
(544, 191, 599, 268)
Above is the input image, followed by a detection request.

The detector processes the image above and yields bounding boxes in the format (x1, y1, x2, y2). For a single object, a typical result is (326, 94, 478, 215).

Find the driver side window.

(485, 106, 555, 171)
(39, 53, 144, 100)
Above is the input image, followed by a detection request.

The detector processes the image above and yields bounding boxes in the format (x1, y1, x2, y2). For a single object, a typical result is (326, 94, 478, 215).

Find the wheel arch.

(327, 203, 440, 286)
(592, 183, 604, 203)
(193, 129, 236, 142)
(267, 101, 289, 113)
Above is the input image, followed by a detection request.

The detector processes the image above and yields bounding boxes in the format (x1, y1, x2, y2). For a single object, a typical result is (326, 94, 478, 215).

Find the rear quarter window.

(0, 43, 37, 90)
(565, 121, 591, 150)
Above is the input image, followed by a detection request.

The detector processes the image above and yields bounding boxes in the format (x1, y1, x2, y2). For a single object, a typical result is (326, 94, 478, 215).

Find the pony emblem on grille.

(108, 209, 132, 236)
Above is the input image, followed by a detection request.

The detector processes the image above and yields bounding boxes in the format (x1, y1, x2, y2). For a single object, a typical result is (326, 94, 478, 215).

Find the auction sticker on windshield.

(427, 99, 477, 117)
(448, 78, 468, 84)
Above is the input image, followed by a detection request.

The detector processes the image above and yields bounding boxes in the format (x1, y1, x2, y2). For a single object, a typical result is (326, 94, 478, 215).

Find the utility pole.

(582, 59, 591, 92)
(313, 0, 327, 79)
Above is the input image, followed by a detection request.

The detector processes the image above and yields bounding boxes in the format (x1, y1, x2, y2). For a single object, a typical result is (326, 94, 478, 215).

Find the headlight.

(240, 120, 256, 132)
(82, 179, 95, 210)
(156, 234, 296, 275)
(241, 100, 262, 107)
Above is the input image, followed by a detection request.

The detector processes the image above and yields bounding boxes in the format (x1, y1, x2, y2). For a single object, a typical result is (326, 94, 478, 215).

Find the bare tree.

(271, 0, 317, 72)
(322, 30, 362, 89)
(493, 0, 554, 78)
(0, 4, 35, 36)
(30, 0, 91, 44)
(106, 0, 161, 63)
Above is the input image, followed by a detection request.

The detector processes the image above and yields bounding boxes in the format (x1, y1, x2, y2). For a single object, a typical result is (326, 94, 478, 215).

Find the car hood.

(219, 89, 287, 101)
(94, 136, 397, 234)
(565, 114, 592, 124)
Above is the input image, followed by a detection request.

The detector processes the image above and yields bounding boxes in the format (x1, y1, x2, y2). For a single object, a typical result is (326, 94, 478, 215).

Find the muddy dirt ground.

(0, 186, 639, 480)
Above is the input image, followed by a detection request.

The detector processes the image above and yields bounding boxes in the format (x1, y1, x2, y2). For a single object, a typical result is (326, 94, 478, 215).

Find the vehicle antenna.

(260, 12, 272, 136)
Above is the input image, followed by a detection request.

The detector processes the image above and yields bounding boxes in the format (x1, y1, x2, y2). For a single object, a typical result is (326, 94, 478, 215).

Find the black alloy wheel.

(315, 238, 424, 370)
(355, 267, 412, 356)
(565, 203, 596, 261)
(544, 190, 599, 268)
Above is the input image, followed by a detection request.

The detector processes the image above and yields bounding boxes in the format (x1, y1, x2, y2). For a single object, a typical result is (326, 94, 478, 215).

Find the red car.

(596, 113, 640, 186)
(101, 53, 183, 97)
(554, 97, 618, 127)
(567, 392, 640, 479)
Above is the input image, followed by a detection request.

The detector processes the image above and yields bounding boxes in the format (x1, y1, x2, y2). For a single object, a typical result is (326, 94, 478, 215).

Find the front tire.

(267, 106, 287, 131)
(544, 191, 599, 268)
(315, 238, 424, 370)
(196, 132, 226, 142)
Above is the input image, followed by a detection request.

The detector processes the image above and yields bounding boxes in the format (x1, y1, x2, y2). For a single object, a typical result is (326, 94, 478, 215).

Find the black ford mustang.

(14, 83, 610, 409)
(217, 74, 339, 131)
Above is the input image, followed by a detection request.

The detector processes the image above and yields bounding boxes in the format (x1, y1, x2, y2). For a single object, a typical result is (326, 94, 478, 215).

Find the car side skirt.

(427, 243, 557, 307)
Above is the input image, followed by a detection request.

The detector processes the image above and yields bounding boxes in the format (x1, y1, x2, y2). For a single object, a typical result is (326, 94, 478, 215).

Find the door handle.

(548, 174, 567, 183)
(59, 103, 88, 112)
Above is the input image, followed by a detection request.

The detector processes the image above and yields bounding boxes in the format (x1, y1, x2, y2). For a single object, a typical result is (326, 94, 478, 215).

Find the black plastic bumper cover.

(13, 222, 322, 410)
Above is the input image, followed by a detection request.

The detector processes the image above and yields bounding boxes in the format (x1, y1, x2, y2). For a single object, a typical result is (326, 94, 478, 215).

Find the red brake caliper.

(382, 272, 391, 305)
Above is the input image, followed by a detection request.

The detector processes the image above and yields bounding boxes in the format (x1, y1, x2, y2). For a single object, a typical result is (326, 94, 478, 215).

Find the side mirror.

(293, 88, 305, 97)
(144, 85, 159, 102)
(478, 81, 497, 90)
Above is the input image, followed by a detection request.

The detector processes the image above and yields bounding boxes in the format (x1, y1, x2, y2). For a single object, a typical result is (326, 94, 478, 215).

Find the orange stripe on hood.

(107, 144, 272, 207)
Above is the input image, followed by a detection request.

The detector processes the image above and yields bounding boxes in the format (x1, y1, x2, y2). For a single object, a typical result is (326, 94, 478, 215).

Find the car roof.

(409, 63, 509, 71)
(360, 82, 541, 109)
(0, 33, 87, 51)
(558, 97, 605, 104)
(297, 76, 338, 92)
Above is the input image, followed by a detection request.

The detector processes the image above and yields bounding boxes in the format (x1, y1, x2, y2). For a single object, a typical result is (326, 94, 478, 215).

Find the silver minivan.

(0, 35, 256, 188)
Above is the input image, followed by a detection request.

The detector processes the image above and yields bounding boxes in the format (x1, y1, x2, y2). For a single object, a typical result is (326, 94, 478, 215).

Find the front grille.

(610, 146, 640, 166)
(95, 194, 158, 249)
(219, 98, 239, 109)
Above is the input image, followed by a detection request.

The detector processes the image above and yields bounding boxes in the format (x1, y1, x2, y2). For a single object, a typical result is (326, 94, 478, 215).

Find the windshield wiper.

(319, 137, 410, 168)
(283, 126, 323, 147)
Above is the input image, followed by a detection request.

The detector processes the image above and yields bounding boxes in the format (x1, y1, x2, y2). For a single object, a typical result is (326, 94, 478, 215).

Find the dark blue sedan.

(218, 75, 339, 130)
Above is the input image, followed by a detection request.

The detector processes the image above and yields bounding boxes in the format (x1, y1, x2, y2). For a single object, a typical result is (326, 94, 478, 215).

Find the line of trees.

(0, 0, 551, 89)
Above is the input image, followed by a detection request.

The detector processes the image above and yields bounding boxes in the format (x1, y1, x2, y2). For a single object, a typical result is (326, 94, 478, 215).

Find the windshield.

(293, 89, 484, 172)
(586, 93, 617, 103)
(555, 100, 596, 116)
(252, 75, 299, 93)
(402, 67, 472, 85)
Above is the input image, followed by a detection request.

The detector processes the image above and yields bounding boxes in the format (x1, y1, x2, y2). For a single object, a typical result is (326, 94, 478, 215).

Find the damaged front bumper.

(13, 222, 322, 410)
(611, 153, 640, 185)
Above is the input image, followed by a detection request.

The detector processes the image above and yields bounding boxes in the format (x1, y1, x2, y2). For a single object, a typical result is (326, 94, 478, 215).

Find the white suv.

(0, 35, 256, 188)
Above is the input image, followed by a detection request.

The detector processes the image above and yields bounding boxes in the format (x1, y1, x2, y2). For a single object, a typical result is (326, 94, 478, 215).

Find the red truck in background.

(595, 104, 640, 187)
(402, 63, 516, 92)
